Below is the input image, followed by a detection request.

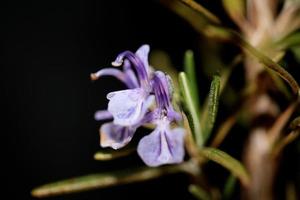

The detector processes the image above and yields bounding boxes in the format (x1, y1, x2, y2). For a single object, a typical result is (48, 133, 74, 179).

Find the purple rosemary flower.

(91, 45, 185, 166)
(137, 71, 185, 167)
(91, 45, 154, 149)
(106, 45, 154, 126)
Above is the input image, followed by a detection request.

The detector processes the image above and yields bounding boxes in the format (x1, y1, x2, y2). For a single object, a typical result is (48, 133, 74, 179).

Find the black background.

(2, 0, 199, 199)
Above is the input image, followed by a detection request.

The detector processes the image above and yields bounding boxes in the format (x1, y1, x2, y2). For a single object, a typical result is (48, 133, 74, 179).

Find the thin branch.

(180, 0, 221, 24)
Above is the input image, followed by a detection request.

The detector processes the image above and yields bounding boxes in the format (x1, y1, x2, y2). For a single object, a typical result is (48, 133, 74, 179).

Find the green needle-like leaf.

(272, 130, 300, 157)
(94, 148, 135, 161)
(203, 75, 221, 141)
(289, 116, 300, 130)
(223, 174, 237, 200)
(179, 72, 203, 148)
(189, 184, 211, 200)
(199, 147, 250, 186)
(180, 0, 221, 24)
(184, 50, 200, 111)
(276, 31, 300, 49)
(31, 164, 190, 198)
(222, 0, 245, 26)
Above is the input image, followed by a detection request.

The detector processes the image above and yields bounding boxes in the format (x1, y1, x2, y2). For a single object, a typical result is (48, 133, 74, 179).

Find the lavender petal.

(100, 122, 136, 149)
(107, 88, 147, 126)
(137, 124, 185, 167)
(135, 44, 150, 74)
(94, 110, 113, 121)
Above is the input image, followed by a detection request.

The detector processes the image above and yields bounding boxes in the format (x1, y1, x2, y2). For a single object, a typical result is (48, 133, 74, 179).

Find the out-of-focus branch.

(179, 0, 221, 24)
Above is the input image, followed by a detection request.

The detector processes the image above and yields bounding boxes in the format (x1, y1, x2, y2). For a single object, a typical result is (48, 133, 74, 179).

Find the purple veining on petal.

(107, 88, 148, 126)
(137, 120, 185, 167)
(94, 110, 113, 121)
(152, 71, 172, 109)
(112, 46, 151, 88)
(100, 122, 136, 149)
(135, 44, 150, 75)
(123, 60, 140, 88)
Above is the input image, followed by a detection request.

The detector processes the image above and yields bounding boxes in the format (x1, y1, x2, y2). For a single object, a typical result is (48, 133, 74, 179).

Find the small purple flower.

(137, 71, 185, 166)
(106, 45, 154, 126)
(92, 45, 185, 166)
(91, 45, 154, 149)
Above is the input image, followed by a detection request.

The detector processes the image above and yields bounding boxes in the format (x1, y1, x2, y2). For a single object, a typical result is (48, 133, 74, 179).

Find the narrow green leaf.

(180, 0, 221, 24)
(276, 32, 300, 49)
(291, 46, 300, 63)
(161, 0, 209, 35)
(179, 72, 203, 147)
(199, 147, 250, 186)
(31, 164, 188, 198)
(184, 50, 200, 111)
(267, 102, 297, 143)
(272, 130, 300, 157)
(267, 69, 292, 99)
(94, 148, 135, 161)
(223, 174, 237, 200)
(203, 75, 221, 141)
(286, 182, 297, 200)
(189, 184, 211, 200)
(211, 112, 238, 148)
(289, 116, 300, 130)
(222, 0, 245, 26)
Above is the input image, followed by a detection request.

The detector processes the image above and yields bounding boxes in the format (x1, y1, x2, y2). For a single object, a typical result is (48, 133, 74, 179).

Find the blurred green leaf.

(272, 130, 300, 157)
(202, 75, 221, 141)
(286, 182, 297, 200)
(189, 184, 211, 200)
(223, 174, 237, 200)
(199, 147, 250, 186)
(267, 69, 292, 99)
(289, 116, 300, 130)
(291, 46, 300, 63)
(31, 164, 188, 198)
(276, 31, 300, 49)
(161, 0, 209, 37)
(222, 0, 245, 26)
(94, 148, 135, 161)
(184, 50, 200, 111)
(180, 0, 221, 24)
(179, 72, 203, 147)
(268, 102, 297, 144)
(211, 112, 238, 148)
(203, 26, 233, 41)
